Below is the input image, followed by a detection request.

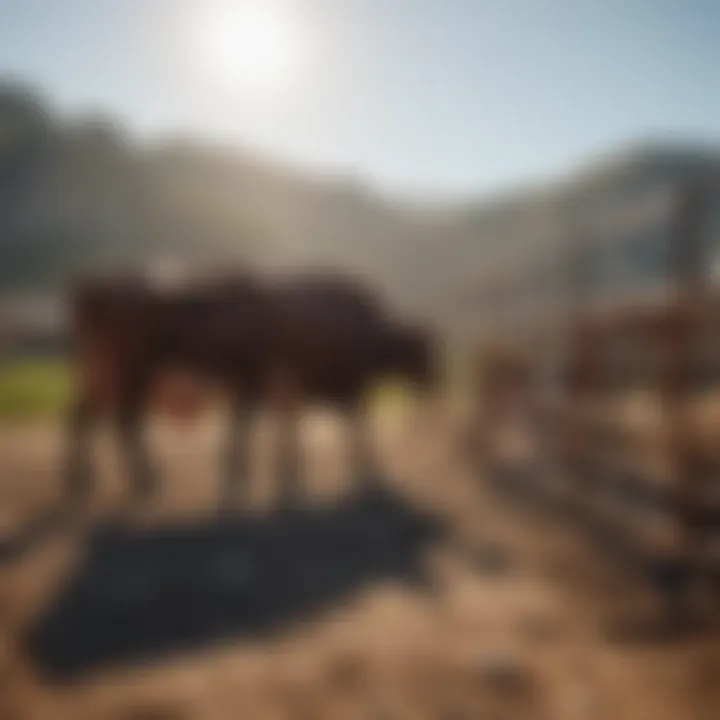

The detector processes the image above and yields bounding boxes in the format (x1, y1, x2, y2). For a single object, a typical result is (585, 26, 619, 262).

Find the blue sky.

(0, 0, 718, 196)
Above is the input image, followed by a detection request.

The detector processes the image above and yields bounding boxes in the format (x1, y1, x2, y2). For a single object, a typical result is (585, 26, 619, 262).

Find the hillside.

(1, 82, 719, 338)
(0, 85, 414, 305)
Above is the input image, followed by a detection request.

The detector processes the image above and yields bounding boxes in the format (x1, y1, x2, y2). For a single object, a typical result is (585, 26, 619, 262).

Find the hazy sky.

(0, 0, 718, 196)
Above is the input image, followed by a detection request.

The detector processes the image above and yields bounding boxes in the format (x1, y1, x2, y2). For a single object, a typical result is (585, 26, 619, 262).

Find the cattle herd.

(62, 270, 438, 511)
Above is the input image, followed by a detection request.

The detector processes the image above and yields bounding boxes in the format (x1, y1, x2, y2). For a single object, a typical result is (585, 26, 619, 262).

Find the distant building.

(0, 293, 67, 358)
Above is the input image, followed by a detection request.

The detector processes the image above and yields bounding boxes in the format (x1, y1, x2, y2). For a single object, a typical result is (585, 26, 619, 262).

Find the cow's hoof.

(356, 471, 383, 494)
(130, 481, 157, 505)
(63, 467, 94, 508)
(218, 498, 245, 518)
(219, 481, 248, 515)
(276, 494, 302, 515)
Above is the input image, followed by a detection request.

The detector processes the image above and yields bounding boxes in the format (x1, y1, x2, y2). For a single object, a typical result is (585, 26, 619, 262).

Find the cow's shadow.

(26, 484, 446, 681)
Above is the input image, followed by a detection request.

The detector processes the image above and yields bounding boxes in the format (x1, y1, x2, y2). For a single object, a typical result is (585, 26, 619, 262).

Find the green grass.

(0, 358, 73, 421)
(368, 379, 436, 412)
(0, 363, 445, 422)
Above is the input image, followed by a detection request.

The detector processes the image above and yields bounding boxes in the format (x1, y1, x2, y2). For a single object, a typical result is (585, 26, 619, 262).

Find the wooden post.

(655, 175, 713, 622)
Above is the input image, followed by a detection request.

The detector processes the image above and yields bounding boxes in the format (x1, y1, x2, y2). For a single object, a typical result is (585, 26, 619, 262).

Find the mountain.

(1, 82, 719, 341)
(0, 84, 413, 303)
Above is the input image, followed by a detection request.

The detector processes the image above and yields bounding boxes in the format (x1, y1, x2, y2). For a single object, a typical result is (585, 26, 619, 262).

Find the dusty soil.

(0, 410, 717, 720)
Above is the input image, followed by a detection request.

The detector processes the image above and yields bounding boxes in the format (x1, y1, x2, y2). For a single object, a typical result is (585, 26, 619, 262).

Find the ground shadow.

(26, 484, 446, 681)
(0, 503, 80, 564)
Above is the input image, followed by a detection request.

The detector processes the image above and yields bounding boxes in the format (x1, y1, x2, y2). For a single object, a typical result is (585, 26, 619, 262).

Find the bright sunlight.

(196, 1, 307, 97)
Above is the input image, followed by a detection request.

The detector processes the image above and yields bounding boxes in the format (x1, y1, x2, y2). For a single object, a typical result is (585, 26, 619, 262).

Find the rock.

(518, 613, 563, 644)
(471, 542, 516, 575)
(324, 651, 369, 693)
(471, 651, 535, 697)
(113, 703, 191, 720)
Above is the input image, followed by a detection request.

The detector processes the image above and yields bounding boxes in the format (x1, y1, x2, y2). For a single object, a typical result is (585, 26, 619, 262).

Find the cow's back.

(70, 276, 161, 410)
(268, 274, 391, 398)
(69, 273, 274, 416)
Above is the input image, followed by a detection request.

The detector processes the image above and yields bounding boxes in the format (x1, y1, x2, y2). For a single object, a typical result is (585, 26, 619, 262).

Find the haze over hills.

(1, 82, 719, 339)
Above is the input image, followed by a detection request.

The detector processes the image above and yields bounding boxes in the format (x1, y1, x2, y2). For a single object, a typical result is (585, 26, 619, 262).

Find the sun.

(197, 1, 305, 96)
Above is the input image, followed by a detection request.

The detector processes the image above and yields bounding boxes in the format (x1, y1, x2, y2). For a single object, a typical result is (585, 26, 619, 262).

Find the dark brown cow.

(64, 271, 276, 506)
(64, 271, 437, 510)
(265, 274, 437, 505)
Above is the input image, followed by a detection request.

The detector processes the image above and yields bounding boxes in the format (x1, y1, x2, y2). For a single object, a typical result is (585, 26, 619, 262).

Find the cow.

(263, 274, 437, 506)
(63, 270, 438, 511)
(63, 271, 275, 507)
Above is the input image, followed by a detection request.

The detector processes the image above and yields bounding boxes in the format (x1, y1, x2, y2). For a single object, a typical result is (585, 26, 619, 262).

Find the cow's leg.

(351, 401, 380, 489)
(117, 375, 156, 502)
(277, 405, 302, 509)
(61, 394, 96, 506)
(221, 395, 252, 512)
(118, 406, 155, 501)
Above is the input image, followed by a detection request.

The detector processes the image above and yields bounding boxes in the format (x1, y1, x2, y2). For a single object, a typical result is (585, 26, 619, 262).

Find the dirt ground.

(0, 409, 717, 720)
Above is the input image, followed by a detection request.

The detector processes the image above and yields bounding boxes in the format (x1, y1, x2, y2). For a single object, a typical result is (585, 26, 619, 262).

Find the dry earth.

(0, 408, 717, 720)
